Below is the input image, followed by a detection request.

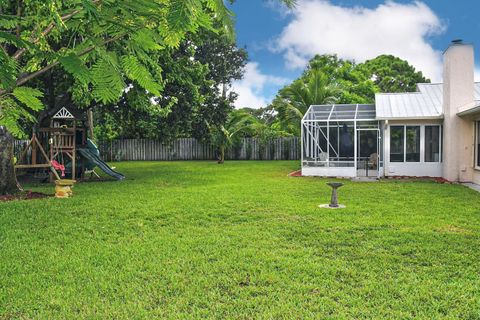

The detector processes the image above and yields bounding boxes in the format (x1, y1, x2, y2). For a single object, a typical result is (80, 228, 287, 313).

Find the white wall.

(302, 166, 356, 178)
(384, 120, 443, 177)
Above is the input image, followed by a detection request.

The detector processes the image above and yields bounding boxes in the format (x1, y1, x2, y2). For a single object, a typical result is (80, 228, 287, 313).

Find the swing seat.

(51, 160, 66, 177)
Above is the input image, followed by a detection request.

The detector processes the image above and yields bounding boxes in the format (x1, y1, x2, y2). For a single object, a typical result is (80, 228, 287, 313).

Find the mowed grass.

(0, 161, 480, 319)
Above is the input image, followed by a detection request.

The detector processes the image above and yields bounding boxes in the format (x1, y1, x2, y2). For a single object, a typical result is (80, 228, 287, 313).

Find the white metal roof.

(375, 82, 480, 120)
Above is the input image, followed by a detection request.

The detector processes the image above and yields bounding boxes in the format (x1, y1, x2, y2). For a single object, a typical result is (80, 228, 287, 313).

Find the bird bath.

(54, 179, 76, 198)
(319, 182, 345, 209)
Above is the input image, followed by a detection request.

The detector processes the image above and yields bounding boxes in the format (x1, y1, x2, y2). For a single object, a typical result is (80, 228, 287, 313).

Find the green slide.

(77, 139, 125, 180)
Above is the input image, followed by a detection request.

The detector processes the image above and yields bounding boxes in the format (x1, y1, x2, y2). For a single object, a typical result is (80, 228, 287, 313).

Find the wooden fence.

(14, 137, 301, 162)
(98, 137, 300, 161)
(13, 140, 29, 158)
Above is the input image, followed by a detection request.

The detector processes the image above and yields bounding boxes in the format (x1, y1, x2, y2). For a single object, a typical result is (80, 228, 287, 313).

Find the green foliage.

(210, 109, 259, 163)
(59, 54, 92, 83)
(121, 56, 163, 96)
(0, 98, 35, 138)
(12, 87, 44, 111)
(271, 66, 341, 135)
(357, 55, 430, 93)
(93, 111, 121, 141)
(91, 55, 125, 104)
(305, 55, 377, 104)
(0, 49, 18, 90)
(0, 0, 253, 135)
(0, 31, 31, 50)
(0, 13, 20, 29)
(95, 28, 247, 142)
(241, 107, 292, 142)
(131, 29, 164, 52)
(0, 0, 293, 144)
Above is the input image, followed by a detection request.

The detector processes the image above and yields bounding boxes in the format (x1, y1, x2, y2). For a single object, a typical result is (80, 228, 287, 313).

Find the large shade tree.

(307, 55, 378, 104)
(357, 55, 430, 93)
(0, 0, 296, 195)
(94, 29, 248, 142)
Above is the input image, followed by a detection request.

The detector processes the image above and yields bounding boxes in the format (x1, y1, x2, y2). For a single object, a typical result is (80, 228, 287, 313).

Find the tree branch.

(16, 0, 22, 38)
(12, 0, 102, 60)
(0, 33, 125, 95)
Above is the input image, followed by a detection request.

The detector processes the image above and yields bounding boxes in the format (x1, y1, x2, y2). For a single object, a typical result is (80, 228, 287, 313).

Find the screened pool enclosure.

(301, 104, 383, 177)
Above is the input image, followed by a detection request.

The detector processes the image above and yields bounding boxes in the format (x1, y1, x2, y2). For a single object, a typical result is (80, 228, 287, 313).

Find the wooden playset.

(15, 106, 124, 195)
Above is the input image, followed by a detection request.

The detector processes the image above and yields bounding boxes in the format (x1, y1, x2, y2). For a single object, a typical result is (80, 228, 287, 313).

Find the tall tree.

(271, 66, 341, 135)
(304, 54, 377, 104)
(357, 55, 430, 93)
(94, 30, 248, 142)
(210, 109, 256, 164)
(192, 30, 248, 139)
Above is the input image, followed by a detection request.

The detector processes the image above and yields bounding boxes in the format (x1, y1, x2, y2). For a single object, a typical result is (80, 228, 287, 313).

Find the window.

(406, 126, 420, 162)
(476, 121, 480, 168)
(390, 124, 441, 163)
(390, 126, 404, 162)
(425, 126, 441, 162)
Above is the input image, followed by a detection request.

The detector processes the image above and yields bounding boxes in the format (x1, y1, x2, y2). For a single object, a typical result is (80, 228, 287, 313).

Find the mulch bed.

(386, 176, 452, 184)
(0, 191, 51, 202)
(288, 170, 302, 177)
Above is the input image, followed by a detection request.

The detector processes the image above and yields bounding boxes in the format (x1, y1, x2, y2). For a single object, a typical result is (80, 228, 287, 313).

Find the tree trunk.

(87, 108, 95, 140)
(218, 145, 225, 164)
(0, 126, 18, 195)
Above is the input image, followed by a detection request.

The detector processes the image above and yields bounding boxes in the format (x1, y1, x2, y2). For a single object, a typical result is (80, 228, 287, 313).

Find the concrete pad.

(462, 183, 480, 193)
(351, 177, 379, 182)
(319, 204, 346, 209)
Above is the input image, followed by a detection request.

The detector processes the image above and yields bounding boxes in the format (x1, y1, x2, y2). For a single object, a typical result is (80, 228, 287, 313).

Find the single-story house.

(301, 40, 480, 184)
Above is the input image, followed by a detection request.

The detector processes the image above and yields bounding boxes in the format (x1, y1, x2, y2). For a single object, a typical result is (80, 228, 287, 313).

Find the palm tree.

(272, 68, 341, 135)
(210, 110, 256, 164)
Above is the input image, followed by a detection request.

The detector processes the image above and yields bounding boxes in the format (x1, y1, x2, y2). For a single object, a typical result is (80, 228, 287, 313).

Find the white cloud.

(274, 0, 446, 81)
(232, 62, 289, 109)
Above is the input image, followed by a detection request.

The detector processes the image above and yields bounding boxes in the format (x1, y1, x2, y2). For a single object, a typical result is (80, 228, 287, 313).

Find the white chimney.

(442, 40, 475, 182)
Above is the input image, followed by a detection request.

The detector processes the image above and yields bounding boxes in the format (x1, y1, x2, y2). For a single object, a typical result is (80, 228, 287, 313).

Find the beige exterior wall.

(461, 114, 480, 184)
(475, 117, 480, 184)
(442, 43, 476, 182)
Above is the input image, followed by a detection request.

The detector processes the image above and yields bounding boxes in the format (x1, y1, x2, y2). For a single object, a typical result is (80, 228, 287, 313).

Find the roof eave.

(457, 105, 480, 117)
(376, 115, 444, 121)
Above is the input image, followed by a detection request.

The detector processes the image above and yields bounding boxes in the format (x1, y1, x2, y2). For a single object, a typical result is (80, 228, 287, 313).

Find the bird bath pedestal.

(54, 179, 76, 198)
(319, 182, 345, 209)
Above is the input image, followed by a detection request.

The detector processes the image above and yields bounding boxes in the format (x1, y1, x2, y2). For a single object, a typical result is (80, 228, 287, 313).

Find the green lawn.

(1, 161, 479, 319)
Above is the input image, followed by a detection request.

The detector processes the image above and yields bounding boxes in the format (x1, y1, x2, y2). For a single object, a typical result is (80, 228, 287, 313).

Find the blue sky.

(228, 0, 480, 108)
